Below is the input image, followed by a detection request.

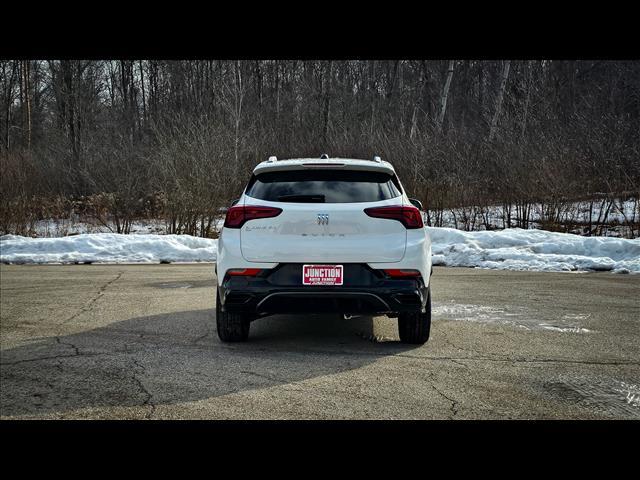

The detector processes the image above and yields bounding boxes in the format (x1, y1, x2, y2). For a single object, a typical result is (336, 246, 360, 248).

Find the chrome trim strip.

(256, 291, 391, 311)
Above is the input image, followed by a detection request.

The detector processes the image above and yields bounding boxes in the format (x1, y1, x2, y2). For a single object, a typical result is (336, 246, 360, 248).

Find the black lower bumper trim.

(219, 265, 427, 316)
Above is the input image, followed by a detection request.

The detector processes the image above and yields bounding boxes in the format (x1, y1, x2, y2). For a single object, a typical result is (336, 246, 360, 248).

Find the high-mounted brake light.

(383, 269, 422, 278)
(223, 205, 282, 228)
(302, 163, 345, 167)
(227, 268, 263, 276)
(364, 205, 424, 229)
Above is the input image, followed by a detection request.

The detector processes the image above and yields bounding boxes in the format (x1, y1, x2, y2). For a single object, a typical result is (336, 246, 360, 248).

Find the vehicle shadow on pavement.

(0, 309, 420, 418)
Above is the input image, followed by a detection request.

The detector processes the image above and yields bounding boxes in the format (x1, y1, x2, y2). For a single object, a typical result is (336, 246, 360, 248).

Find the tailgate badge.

(317, 213, 329, 225)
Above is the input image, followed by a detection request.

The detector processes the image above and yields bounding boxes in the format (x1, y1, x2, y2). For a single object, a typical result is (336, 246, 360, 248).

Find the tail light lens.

(224, 205, 282, 228)
(226, 268, 263, 276)
(364, 205, 424, 229)
(383, 269, 422, 278)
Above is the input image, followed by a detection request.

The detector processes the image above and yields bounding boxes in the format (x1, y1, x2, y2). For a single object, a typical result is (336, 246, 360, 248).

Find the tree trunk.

(139, 60, 147, 123)
(520, 61, 532, 142)
(3, 61, 18, 151)
(275, 60, 280, 122)
(436, 60, 455, 133)
(409, 105, 418, 140)
(489, 60, 511, 141)
(20, 60, 32, 150)
(323, 61, 333, 142)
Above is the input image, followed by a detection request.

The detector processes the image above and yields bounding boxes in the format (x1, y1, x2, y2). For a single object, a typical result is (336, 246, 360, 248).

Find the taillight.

(364, 205, 424, 229)
(224, 205, 282, 228)
(227, 268, 263, 276)
(383, 269, 422, 278)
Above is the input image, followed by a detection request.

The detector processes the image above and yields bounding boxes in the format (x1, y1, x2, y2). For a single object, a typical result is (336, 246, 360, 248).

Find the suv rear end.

(216, 156, 432, 344)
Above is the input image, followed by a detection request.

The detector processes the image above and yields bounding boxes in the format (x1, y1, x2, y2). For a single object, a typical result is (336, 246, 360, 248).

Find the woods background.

(1, 60, 639, 237)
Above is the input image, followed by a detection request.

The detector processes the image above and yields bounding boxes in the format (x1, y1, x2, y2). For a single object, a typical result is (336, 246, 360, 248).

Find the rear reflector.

(224, 205, 282, 228)
(227, 268, 263, 276)
(364, 205, 424, 229)
(383, 269, 422, 278)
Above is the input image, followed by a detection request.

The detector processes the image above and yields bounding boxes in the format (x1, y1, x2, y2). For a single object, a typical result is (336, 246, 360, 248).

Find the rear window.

(245, 169, 402, 203)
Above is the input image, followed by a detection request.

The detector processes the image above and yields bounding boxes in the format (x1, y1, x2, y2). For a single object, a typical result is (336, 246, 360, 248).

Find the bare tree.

(1, 59, 638, 238)
(436, 60, 455, 133)
(489, 60, 511, 141)
(1, 61, 18, 151)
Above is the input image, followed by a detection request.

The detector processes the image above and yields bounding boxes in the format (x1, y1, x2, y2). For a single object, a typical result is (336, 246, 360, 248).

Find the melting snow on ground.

(432, 302, 593, 333)
(613, 382, 640, 408)
(1, 227, 639, 273)
(427, 227, 640, 274)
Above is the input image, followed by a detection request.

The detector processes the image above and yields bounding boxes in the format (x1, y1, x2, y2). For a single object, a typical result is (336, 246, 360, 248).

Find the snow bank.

(0, 234, 217, 264)
(428, 227, 640, 273)
(1, 228, 639, 273)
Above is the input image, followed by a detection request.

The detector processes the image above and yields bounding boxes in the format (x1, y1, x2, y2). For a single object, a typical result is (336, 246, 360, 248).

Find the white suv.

(215, 155, 432, 344)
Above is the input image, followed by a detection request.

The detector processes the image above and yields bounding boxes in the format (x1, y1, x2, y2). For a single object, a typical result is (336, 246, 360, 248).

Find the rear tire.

(398, 287, 431, 344)
(216, 289, 250, 342)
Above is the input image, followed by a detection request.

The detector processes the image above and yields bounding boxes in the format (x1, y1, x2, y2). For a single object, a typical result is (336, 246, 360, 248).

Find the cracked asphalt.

(1, 264, 639, 419)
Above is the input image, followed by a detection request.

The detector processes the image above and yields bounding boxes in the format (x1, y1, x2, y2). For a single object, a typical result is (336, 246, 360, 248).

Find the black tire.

(398, 287, 431, 344)
(216, 290, 250, 342)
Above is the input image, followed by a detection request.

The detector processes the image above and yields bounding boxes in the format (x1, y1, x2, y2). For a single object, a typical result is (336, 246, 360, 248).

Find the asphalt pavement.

(1, 264, 638, 419)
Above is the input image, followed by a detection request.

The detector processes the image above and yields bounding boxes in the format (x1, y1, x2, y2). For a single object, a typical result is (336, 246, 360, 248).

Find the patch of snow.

(433, 301, 593, 333)
(612, 382, 640, 408)
(0, 233, 217, 264)
(432, 303, 519, 324)
(428, 227, 640, 273)
(538, 323, 592, 334)
(562, 313, 591, 321)
(547, 378, 640, 417)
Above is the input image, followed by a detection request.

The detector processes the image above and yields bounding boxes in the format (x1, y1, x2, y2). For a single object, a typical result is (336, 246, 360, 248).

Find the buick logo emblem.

(317, 213, 329, 225)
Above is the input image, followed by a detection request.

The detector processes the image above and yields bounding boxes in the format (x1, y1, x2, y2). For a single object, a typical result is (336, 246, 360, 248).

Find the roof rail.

(320, 153, 329, 159)
(267, 156, 277, 162)
(373, 155, 382, 163)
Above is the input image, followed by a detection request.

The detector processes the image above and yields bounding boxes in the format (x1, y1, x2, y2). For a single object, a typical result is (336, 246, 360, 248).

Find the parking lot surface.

(1, 264, 638, 419)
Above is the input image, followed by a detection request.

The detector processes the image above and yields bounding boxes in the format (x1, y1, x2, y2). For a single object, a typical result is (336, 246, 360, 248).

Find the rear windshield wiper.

(277, 194, 326, 203)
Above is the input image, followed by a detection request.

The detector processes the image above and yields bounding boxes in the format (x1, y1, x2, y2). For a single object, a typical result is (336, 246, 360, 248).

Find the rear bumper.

(219, 264, 428, 316)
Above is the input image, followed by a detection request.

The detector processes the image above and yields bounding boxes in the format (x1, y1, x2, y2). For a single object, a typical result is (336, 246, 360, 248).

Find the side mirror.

(230, 198, 240, 207)
(409, 198, 423, 210)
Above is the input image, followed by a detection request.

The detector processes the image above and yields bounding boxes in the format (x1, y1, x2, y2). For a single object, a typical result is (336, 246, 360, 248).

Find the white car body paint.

(216, 157, 432, 287)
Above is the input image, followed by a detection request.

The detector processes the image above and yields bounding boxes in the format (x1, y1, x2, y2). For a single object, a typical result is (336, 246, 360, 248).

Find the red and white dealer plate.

(302, 264, 344, 286)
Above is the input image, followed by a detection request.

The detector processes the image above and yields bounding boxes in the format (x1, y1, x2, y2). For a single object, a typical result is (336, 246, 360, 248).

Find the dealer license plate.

(302, 264, 344, 286)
